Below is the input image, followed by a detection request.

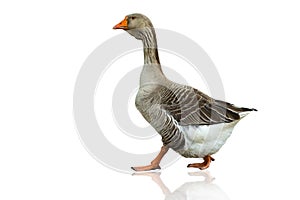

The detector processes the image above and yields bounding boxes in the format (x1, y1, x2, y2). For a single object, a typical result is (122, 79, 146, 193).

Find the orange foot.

(131, 146, 169, 172)
(187, 155, 215, 170)
(131, 162, 161, 171)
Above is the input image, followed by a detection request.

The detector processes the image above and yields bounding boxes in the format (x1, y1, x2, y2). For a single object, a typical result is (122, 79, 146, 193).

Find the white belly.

(177, 121, 240, 158)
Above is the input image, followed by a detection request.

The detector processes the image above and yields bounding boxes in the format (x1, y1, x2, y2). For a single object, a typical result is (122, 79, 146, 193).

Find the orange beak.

(113, 17, 128, 30)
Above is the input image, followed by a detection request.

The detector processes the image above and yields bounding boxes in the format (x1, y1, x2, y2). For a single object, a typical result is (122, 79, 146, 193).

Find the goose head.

(113, 13, 155, 41)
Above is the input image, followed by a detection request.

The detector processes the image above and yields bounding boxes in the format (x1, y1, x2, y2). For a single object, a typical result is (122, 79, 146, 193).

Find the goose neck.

(141, 28, 160, 65)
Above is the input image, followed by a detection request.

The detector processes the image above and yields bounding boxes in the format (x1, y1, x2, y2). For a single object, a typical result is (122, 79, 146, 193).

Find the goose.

(113, 13, 256, 171)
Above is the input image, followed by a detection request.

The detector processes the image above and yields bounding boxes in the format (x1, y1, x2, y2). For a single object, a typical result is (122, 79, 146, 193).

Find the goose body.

(135, 78, 251, 158)
(113, 13, 256, 171)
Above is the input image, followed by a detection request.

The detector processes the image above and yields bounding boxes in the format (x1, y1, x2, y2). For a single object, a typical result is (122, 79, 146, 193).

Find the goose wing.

(154, 84, 255, 126)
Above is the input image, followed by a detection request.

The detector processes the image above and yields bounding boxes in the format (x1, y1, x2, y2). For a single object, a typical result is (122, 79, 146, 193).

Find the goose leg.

(131, 146, 169, 171)
(187, 155, 215, 170)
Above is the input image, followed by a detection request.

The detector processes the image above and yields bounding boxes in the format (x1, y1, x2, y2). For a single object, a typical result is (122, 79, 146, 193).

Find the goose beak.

(113, 17, 128, 30)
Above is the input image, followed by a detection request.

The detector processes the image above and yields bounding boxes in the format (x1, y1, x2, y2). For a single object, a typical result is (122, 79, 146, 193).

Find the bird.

(113, 13, 256, 171)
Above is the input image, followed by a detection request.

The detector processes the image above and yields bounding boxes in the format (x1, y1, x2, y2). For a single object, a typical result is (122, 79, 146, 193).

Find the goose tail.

(235, 107, 257, 118)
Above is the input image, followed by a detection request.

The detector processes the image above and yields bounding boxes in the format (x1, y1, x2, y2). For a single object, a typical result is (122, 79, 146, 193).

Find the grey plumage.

(136, 79, 256, 150)
(115, 13, 256, 158)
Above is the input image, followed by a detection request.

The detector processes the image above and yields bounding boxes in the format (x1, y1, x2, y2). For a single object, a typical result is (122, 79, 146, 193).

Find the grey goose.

(113, 13, 256, 171)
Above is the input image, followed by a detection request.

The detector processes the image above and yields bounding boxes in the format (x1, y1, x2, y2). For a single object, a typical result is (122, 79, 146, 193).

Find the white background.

(1, 0, 300, 199)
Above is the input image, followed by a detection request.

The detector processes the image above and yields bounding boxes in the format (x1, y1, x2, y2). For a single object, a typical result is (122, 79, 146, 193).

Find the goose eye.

(131, 16, 136, 20)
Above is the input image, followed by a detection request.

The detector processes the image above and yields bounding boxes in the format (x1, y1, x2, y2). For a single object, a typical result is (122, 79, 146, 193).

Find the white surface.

(1, 0, 300, 200)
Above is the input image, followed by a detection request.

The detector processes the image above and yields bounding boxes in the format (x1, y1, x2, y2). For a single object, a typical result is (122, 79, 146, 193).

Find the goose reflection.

(133, 171, 230, 200)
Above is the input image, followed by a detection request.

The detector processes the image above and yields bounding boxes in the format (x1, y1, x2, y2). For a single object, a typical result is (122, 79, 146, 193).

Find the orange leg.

(187, 155, 215, 170)
(131, 146, 169, 171)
